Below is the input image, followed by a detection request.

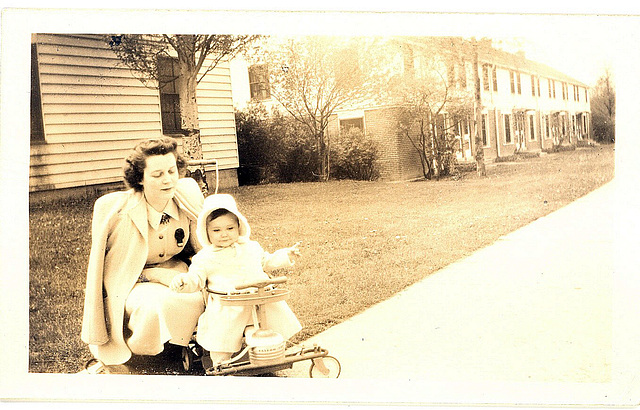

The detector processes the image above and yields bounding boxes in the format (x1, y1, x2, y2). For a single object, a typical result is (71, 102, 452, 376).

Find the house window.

(481, 114, 488, 146)
(248, 64, 271, 101)
(340, 117, 364, 132)
(545, 115, 550, 138)
(585, 89, 588, 102)
(529, 115, 536, 141)
(31, 42, 45, 143)
(462, 117, 469, 135)
(576, 86, 580, 102)
(537, 77, 541, 96)
(552, 80, 556, 98)
(492, 66, 498, 92)
(482, 65, 490, 91)
(504, 114, 511, 144)
(459, 63, 467, 89)
(447, 62, 456, 87)
(158, 56, 182, 134)
(531, 75, 536, 97)
(548, 79, 552, 98)
(516, 72, 521, 94)
(510, 71, 515, 94)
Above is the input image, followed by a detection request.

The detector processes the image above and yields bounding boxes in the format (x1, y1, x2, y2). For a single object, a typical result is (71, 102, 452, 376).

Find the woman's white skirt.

(124, 282, 205, 355)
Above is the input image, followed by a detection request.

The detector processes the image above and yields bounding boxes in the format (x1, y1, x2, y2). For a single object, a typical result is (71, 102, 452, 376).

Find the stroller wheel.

(309, 355, 341, 378)
(182, 346, 194, 372)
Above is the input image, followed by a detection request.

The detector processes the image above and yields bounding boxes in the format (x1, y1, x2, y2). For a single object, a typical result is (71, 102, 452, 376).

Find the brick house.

(326, 38, 592, 181)
(231, 37, 592, 181)
(30, 33, 240, 197)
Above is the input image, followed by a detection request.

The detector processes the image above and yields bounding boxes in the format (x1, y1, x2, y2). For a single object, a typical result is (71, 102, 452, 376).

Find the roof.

(478, 46, 588, 88)
(399, 37, 588, 88)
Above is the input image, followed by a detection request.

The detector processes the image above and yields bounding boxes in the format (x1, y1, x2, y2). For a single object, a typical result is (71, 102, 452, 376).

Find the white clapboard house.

(30, 33, 240, 197)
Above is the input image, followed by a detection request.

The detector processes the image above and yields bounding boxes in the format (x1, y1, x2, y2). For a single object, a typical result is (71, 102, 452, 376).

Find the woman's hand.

(170, 272, 199, 293)
(141, 258, 189, 287)
(170, 273, 187, 292)
(142, 267, 180, 287)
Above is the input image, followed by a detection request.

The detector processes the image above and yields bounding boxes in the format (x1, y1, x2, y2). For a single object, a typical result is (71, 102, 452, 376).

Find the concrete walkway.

(283, 181, 637, 405)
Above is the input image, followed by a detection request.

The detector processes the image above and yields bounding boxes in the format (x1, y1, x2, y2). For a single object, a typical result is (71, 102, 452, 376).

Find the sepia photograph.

(1, 5, 639, 407)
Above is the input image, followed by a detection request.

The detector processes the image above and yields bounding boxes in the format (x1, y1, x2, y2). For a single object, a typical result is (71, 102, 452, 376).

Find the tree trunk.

(419, 121, 431, 179)
(472, 38, 486, 177)
(177, 63, 200, 132)
(318, 130, 328, 181)
(431, 121, 440, 180)
(176, 60, 208, 192)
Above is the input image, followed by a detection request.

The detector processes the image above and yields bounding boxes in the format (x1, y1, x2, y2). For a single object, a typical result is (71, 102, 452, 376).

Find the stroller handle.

(235, 276, 288, 291)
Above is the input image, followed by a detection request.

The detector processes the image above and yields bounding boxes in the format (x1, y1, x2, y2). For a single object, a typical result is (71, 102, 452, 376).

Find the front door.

(513, 111, 527, 151)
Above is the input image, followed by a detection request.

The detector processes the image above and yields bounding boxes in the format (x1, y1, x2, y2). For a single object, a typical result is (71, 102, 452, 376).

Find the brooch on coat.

(175, 228, 185, 247)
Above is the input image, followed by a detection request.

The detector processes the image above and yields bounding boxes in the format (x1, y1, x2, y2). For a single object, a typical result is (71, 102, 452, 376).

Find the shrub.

(274, 131, 321, 183)
(235, 104, 276, 185)
(576, 139, 598, 148)
(542, 144, 577, 154)
(453, 161, 477, 173)
(235, 104, 320, 184)
(330, 128, 380, 181)
(494, 152, 541, 163)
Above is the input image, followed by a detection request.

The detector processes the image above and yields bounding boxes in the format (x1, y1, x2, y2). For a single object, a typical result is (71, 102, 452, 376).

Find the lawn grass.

(29, 144, 615, 373)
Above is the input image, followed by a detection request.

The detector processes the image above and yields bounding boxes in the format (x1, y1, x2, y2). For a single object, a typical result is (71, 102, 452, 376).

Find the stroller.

(181, 276, 341, 378)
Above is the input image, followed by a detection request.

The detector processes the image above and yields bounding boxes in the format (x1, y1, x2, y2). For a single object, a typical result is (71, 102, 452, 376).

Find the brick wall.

(364, 107, 424, 181)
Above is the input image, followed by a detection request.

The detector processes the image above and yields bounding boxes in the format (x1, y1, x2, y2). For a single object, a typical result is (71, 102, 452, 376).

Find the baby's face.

(207, 213, 240, 247)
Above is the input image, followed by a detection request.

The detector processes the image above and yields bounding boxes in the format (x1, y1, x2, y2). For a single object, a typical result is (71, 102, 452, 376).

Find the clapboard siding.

(30, 168, 125, 190)
(45, 112, 162, 125)
(31, 33, 163, 191)
(198, 102, 235, 112)
(38, 62, 132, 78)
(41, 83, 157, 96)
(37, 33, 117, 51)
(40, 73, 148, 88)
(199, 118, 237, 129)
(38, 54, 125, 69)
(31, 157, 124, 176)
(43, 103, 159, 114)
(197, 57, 239, 169)
(33, 130, 163, 145)
(30, 34, 240, 192)
(41, 94, 160, 106)
(45, 121, 161, 136)
(31, 139, 147, 156)
(196, 88, 234, 98)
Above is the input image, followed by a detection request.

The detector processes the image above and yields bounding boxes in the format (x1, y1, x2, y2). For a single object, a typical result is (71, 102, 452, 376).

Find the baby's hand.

(170, 274, 186, 292)
(288, 242, 302, 259)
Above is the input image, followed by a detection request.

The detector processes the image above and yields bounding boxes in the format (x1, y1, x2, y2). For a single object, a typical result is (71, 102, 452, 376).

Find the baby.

(170, 194, 302, 368)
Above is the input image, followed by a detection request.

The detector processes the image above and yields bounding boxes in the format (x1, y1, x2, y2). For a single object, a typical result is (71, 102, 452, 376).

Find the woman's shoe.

(82, 358, 111, 374)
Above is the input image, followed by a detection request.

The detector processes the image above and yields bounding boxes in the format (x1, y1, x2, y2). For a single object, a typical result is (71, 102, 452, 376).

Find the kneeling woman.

(81, 137, 205, 367)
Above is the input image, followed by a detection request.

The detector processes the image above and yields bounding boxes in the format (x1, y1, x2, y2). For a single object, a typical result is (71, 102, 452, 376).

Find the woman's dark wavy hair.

(123, 137, 187, 191)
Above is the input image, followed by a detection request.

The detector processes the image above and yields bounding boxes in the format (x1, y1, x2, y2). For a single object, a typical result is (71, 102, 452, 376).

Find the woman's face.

(141, 153, 179, 207)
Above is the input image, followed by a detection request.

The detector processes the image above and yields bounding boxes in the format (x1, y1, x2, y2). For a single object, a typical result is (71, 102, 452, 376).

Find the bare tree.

(107, 34, 258, 161)
(259, 36, 382, 181)
(590, 68, 615, 142)
(393, 38, 474, 180)
(471, 37, 486, 176)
